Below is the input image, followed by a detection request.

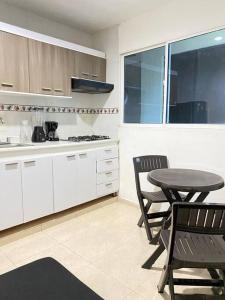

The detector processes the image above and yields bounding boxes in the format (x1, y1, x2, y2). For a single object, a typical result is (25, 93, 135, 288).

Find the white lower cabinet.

(77, 151, 96, 204)
(53, 150, 97, 212)
(21, 157, 54, 222)
(97, 180, 119, 197)
(53, 153, 80, 212)
(0, 161, 23, 230)
(0, 145, 119, 231)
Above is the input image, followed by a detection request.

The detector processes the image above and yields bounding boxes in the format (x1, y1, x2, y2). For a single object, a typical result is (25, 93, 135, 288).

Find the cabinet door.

(0, 31, 29, 92)
(91, 57, 106, 82)
(69, 50, 78, 78)
(53, 154, 80, 212)
(76, 52, 92, 79)
(0, 161, 23, 230)
(22, 157, 54, 222)
(52, 46, 71, 96)
(28, 39, 53, 95)
(77, 151, 96, 204)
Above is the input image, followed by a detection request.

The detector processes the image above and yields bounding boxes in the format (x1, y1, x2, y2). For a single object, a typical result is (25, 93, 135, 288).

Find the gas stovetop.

(67, 135, 110, 142)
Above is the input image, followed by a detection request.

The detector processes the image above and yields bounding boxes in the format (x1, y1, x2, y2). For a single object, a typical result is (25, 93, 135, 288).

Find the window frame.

(121, 25, 225, 128)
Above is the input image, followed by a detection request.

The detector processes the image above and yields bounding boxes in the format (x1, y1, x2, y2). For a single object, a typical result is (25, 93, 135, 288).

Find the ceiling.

(2, 0, 168, 33)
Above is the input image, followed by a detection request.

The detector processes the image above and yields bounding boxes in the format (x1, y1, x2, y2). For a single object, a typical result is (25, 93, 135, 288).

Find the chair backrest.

(166, 202, 225, 264)
(172, 202, 225, 235)
(133, 155, 168, 197)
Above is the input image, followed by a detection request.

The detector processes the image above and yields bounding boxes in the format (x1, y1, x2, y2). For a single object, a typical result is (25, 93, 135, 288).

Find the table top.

(148, 168, 224, 192)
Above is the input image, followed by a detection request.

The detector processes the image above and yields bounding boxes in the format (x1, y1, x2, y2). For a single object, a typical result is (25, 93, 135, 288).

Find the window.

(123, 28, 225, 124)
(124, 46, 165, 123)
(167, 28, 225, 124)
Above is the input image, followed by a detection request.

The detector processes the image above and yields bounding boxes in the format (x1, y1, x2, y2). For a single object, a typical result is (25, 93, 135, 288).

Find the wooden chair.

(133, 155, 171, 243)
(158, 202, 225, 299)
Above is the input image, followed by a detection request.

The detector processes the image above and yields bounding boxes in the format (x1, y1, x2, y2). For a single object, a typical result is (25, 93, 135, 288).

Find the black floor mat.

(0, 257, 103, 300)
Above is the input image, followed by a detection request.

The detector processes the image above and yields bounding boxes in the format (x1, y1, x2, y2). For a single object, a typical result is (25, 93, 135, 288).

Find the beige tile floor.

(0, 197, 218, 299)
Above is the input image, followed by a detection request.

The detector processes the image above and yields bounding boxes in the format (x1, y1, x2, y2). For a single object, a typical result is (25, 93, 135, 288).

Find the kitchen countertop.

(0, 139, 119, 158)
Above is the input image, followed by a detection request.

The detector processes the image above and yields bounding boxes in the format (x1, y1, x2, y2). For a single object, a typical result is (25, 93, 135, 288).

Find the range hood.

(71, 77, 114, 94)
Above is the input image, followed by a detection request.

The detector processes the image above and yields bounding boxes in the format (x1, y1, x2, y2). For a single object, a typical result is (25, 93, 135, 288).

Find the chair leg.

(168, 268, 175, 300)
(137, 200, 151, 227)
(140, 202, 153, 242)
(158, 265, 175, 300)
(142, 243, 165, 269)
(158, 265, 169, 293)
(150, 229, 161, 245)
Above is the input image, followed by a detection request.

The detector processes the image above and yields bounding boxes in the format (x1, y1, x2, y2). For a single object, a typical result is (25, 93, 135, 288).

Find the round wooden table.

(148, 168, 224, 203)
(142, 168, 224, 270)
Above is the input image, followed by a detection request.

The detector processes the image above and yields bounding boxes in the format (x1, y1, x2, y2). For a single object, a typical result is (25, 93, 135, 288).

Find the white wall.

(90, 26, 120, 138)
(118, 0, 225, 204)
(0, 1, 92, 47)
(119, 0, 225, 54)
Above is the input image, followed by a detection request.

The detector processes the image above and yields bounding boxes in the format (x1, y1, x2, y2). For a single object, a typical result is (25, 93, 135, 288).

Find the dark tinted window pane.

(124, 47, 165, 123)
(167, 29, 225, 123)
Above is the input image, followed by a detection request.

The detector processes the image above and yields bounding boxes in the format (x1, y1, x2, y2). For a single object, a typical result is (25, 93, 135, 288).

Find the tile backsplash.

(0, 93, 119, 141)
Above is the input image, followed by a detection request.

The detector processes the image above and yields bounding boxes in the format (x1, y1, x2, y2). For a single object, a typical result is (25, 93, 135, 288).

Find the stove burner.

(68, 135, 110, 142)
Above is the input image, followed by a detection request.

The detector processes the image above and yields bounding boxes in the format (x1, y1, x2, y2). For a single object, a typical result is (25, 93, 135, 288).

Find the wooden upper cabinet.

(75, 52, 106, 82)
(29, 40, 71, 96)
(92, 57, 106, 82)
(0, 31, 29, 92)
(29, 39, 53, 95)
(52, 46, 71, 96)
(76, 52, 93, 79)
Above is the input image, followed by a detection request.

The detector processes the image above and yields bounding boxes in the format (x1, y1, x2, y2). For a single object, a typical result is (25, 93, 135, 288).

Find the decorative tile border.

(0, 104, 119, 114)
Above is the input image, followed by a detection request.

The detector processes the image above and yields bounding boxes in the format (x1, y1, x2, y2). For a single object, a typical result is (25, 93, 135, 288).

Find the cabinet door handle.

(42, 87, 52, 91)
(5, 162, 18, 166)
(105, 183, 113, 187)
(81, 72, 90, 76)
(24, 160, 36, 165)
(54, 89, 63, 92)
(1, 82, 13, 87)
(91, 74, 98, 77)
(105, 171, 112, 175)
(67, 155, 75, 158)
(79, 153, 87, 158)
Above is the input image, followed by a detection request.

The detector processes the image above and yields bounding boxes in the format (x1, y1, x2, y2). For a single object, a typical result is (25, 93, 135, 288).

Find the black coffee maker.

(31, 126, 46, 143)
(45, 121, 59, 141)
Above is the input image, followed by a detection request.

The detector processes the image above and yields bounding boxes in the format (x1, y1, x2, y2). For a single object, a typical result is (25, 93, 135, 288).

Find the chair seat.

(142, 190, 185, 203)
(142, 190, 169, 203)
(161, 230, 225, 269)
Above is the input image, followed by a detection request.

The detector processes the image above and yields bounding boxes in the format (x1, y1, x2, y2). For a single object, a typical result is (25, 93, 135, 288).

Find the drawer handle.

(105, 172, 112, 175)
(79, 153, 87, 157)
(105, 160, 113, 164)
(105, 183, 113, 187)
(1, 82, 13, 87)
(42, 87, 52, 91)
(104, 149, 112, 152)
(91, 74, 98, 77)
(5, 162, 18, 166)
(67, 155, 75, 159)
(54, 89, 63, 92)
(81, 72, 90, 76)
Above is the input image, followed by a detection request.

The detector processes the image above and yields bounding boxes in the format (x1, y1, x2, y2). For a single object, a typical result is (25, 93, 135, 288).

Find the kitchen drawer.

(97, 169, 119, 184)
(97, 180, 119, 197)
(97, 158, 119, 173)
(97, 146, 118, 161)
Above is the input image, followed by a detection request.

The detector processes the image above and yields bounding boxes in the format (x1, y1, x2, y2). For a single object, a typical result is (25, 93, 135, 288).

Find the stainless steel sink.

(0, 143, 33, 148)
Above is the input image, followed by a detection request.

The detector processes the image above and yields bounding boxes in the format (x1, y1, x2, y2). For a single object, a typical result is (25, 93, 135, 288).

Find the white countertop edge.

(0, 139, 119, 154)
